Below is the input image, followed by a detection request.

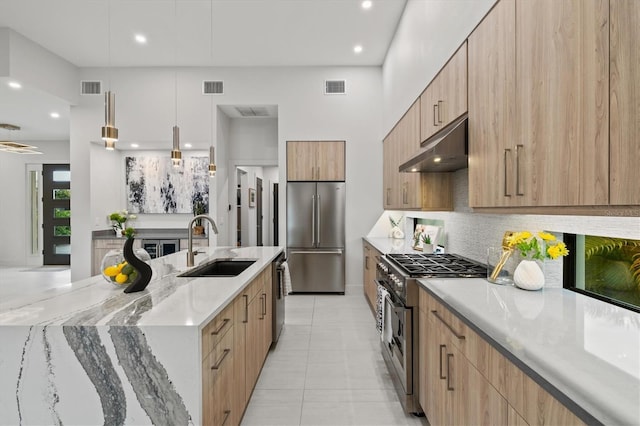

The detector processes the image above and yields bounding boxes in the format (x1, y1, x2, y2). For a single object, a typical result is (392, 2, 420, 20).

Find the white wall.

(72, 66, 383, 284)
(0, 140, 70, 266)
(382, 0, 495, 131)
(215, 110, 231, 246)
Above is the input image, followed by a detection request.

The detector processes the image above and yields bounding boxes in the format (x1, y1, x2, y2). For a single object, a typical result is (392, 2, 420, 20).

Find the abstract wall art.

(125, 156, 209, 214)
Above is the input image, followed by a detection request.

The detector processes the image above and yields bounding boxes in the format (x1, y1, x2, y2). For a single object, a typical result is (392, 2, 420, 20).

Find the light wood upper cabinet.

(287, 141, 345, 181)
(420, 42, 468, 143)
(469, 0, 610, 208)
(516, 0, 609, 206)
(610, 0, 640, 205)
(468, 0, 516, 208)
(383, 100, 453, 211)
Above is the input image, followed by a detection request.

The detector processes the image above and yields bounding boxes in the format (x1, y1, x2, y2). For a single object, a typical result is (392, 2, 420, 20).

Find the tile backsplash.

(369, 169, 640, 288)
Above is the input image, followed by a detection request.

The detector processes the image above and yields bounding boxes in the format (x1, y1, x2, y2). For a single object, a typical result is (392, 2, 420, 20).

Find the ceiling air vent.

(81, 81, 102, 95)
(325, 80, 346, 95)
(235, 106, 270, 117)
(203, 80, 224, 95)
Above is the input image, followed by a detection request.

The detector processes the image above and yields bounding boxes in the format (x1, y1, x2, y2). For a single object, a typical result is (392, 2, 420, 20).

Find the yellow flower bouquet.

(507, 231, 569, 261)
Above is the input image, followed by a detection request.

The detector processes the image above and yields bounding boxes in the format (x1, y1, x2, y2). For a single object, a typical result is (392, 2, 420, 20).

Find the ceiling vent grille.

(81, 81, 102, 95)
(203, 80, 224, 95)
(235, 106, 270, 117)
(325, 80, 346, 95)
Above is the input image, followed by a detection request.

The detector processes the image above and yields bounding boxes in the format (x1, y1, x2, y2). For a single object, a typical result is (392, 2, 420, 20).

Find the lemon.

(115, 273, 128, 284)
(104, 265, 119, 277)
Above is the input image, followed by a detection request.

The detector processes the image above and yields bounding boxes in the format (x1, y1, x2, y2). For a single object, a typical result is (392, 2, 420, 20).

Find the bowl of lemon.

(101, 248, 151, 286)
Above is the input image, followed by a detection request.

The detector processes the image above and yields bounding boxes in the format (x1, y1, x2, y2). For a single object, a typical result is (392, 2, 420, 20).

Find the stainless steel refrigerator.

(286, 182, 345, 293)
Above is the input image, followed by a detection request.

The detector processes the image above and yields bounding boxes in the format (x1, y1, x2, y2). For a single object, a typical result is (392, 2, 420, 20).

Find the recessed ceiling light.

(8, 81, 22, 89)
(184, 143, 192, 148)
(134, 34, 147, 44)
(354, 45, 363, 54)
(50, 112, 60, 118)
(361, 1, 372, 10)
(433, 157, 442, 163)
(130, 143, 139, 148)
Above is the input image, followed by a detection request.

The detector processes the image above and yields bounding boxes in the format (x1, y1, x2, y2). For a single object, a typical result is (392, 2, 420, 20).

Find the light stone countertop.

(418, 278, 640, 426)
(0, 245, 283, 329)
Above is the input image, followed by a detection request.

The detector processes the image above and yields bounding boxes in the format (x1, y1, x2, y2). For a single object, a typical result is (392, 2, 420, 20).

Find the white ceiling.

(0, 0, 407, 146)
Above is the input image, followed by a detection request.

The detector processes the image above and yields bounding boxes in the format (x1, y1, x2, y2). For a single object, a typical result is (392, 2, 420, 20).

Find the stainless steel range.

(376, 253, 487, 415)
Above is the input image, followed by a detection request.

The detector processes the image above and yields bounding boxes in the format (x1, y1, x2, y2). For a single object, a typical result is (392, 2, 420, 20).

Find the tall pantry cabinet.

(468, 0, 610, 208)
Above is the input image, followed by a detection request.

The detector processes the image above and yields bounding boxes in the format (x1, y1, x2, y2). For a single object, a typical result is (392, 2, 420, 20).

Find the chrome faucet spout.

(187, 214, 218, 267)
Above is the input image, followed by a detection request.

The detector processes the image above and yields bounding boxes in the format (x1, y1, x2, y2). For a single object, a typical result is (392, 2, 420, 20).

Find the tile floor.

(242, 284, 427, 426)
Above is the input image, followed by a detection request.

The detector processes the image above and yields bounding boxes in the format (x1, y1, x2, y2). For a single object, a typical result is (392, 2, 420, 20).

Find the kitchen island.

(0, 245, 283, 425)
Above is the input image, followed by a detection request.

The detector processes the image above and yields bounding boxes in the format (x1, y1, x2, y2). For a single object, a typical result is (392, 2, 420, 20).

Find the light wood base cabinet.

(419, 287, 585, 426)
(362, 241, 382, 312)
(203, 265, 273, 426)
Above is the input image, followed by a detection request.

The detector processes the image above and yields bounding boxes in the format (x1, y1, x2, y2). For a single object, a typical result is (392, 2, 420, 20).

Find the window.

(565, 234, 640, 312)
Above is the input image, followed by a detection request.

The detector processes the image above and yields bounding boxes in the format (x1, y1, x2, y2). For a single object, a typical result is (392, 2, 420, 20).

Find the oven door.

(381, 291, 412, 394)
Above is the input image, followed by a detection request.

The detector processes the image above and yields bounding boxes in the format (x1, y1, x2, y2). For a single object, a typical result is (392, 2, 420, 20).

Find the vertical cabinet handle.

(317, 166, 320, 180)
(516, 144, 524, 196)
(433, 104, 438, 126)
(446, 353, 454, 391)
(386, 188, 390, 206)
(439, 344, 447, 379)
(243, 294, 248, 324)
(365, 255, 369, 270)
(262, 292, 267, 317)
(503, 148, 512, 197)
(437, 100, 443, 124)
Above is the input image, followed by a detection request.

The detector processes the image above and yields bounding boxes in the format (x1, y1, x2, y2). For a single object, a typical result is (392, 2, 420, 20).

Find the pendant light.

(101, 0, 118, 150)
(208, 0, 216, 177)
(170, 0, 182, 168)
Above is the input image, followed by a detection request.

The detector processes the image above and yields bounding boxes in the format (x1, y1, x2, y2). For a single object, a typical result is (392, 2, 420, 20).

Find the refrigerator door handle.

(316, 194, 321, 246)
(311, 195, 316, 247)
(289, 249, 343, 255)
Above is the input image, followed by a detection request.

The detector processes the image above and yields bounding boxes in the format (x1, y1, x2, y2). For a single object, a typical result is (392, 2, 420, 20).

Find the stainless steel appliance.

(376, 253, 487, 415)
(141, 239, 179, 259)
(286, 182, 345, 293)
(272, 252, 286, 343)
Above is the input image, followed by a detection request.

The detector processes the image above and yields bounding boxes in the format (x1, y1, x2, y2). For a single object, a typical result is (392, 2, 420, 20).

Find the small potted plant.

(192, 200, 206, 235)
(421, 234, 434, 254)
(109, 210, 136, 237)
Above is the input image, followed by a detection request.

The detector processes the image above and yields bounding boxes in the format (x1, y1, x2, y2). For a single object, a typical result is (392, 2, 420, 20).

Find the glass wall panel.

(52, 170, 71, 182)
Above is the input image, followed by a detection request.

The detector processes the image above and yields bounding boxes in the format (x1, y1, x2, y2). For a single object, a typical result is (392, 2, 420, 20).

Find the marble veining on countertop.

(418, 278, 640, 426)
(0, 246, 283, 328)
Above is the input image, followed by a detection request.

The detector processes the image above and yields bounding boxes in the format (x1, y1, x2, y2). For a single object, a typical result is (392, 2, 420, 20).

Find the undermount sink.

(178, 259, 257, 278)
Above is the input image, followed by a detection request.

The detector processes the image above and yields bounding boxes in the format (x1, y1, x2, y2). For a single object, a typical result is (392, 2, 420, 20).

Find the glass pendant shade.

(171, 125, 182, 167)
(209, 146, 216, 176)
(101, 91, 118, 149)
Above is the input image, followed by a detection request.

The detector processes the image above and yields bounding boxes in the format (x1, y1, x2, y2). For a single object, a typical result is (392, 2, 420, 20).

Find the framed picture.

(248, 188, 256, 208)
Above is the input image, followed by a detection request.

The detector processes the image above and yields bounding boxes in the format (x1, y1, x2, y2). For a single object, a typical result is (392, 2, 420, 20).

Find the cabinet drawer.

(202, 328, 234, 426)
(202, 303, 234, 359)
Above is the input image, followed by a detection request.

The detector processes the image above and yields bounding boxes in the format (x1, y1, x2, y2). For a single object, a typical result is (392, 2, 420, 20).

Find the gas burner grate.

(386, 253, 487, 278)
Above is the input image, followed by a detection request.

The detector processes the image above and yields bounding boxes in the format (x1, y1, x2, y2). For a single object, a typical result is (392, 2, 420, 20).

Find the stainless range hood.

(399, 113, 468, 173)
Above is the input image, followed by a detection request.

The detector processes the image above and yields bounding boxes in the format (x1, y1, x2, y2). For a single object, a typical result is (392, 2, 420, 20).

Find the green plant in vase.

(192, 200, 206, 235)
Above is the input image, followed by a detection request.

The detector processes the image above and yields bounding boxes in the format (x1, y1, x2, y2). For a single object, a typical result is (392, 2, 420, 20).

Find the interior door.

(42, 164, 71, 265)
(256, 177, 263, 246)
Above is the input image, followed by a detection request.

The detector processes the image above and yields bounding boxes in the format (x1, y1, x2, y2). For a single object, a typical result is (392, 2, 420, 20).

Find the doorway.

(256, 177, 263, 246)
(42, 164, 71, 265)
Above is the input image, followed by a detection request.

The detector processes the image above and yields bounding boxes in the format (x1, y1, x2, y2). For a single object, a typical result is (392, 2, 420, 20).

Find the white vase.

(390, 226, 404, 240)
(513, 259, 545, 291)
(115, 228, 123, 238)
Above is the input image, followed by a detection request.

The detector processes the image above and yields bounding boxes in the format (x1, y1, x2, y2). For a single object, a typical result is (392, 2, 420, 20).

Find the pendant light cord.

(174, 0, 178, 126)
(107, 0, 111, 90)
